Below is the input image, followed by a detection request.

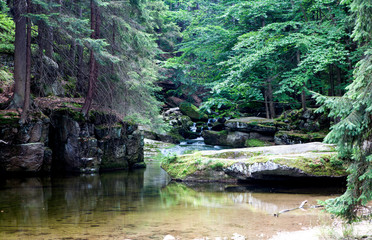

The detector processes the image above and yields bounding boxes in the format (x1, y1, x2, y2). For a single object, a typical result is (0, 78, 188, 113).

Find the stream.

(0, 140, 345, 240)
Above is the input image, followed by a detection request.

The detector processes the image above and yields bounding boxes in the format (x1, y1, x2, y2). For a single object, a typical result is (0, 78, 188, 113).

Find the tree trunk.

(297, 50, 306, 110)
(267, 79, 275, 119)
(76, 2, 84, 94)
(336, 66, 342, 96)
(81, 0, 100, 116)
(264, 90, 269, 119)
(301, 89, 306, 110)
(11, 0, 27, 108)
(20, 0, 32, 123)
(328, 65, 335, 96)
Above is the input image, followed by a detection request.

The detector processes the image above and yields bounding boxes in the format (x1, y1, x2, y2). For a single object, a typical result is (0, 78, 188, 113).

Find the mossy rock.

(0, 111, 20, 126)
(54, 107, 85, 122)
(274, 130, 327, 145)
(161, 142, 346, 182)
(179, 101, 208, 121)
(225, 117, 276, 134)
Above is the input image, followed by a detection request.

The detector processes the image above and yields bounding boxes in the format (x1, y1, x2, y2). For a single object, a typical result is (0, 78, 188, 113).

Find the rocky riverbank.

(0, 101, 144, 175)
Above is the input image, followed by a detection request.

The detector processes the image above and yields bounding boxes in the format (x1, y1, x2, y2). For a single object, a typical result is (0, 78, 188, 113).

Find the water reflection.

(0, 166, 342, 239)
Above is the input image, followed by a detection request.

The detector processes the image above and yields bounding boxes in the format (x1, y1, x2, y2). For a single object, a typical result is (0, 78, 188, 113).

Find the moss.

(100, 156, 128, 170)
(161, 143, 346, 180)
(95, 123, 122, 130)
(0, 69, 13, 84)
(245, 139, 269, 147)
(167, 128, 184, 142)
(56, 107, 85, 122)
(204, 150, 262, 159)
(269, 154, 346, 177)
(210, 162, 224, 170)
(276, 130, 327, 142)
(215, 130, 228, 135)
(179, 101, 208, 120)
(0, 111, 20, 126)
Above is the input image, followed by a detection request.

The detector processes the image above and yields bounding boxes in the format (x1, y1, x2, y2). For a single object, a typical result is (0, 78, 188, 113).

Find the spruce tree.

(315, 0, 372, 222)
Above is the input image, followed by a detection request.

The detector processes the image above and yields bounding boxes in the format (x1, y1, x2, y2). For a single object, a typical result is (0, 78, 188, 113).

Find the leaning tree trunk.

(11, 0, 27, 108)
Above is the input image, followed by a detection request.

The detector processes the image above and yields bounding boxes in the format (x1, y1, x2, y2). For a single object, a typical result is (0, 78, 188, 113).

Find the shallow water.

(0, 156, 344, 240)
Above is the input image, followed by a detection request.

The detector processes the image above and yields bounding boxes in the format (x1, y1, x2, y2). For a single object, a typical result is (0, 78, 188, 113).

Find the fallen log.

(274, 200, 308, 217)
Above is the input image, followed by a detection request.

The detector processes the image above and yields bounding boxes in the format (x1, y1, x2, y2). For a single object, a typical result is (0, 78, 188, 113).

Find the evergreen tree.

(315, 0, 372, 221)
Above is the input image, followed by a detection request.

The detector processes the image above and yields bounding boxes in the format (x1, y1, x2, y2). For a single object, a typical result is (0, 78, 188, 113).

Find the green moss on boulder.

(179, 101, 208, 121)
(161, 142, 346, 182)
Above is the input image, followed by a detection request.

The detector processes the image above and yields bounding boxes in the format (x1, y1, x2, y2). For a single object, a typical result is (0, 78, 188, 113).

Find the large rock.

(225, 117, 276, 134)
(0, 108, 145, 174)
(50, 109, 144, 173)
(274, 130, 326, 145)
(161, 142, 346, 182)
(179, 101, 208, 121)
(0, 111, 50, 173)
(202, 130, 228, 146)
(203, 130, 273, 147)
(0, 143, 45, 172)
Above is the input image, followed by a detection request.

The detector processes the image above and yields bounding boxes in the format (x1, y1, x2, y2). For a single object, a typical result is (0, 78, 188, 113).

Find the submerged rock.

(161, 142, 346, 182)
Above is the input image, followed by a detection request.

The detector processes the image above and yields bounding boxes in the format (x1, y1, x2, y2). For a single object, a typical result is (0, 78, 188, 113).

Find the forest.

(0, 0, 371, 227)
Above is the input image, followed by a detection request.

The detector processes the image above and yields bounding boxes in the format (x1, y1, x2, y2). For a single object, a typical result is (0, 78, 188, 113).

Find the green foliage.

(0, 10, 15, 54)
(210, 162, 224, 170)
(314, 0, 372, 222)
(166, 0, 354, 117)
(162, 154, 178, 164)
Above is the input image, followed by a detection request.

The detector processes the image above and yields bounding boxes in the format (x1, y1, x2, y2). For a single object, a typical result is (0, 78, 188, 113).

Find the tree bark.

(267, 78, 275, 119)
(328, 65, 335, 96)
(296, 50, 307, 110)
(336, 66, 342, 96)
(264, 90, 270, 119)
(81, 0, 100, 116)
(11, 0, 27, 108)
(20, 0, 32, 123)
(76, 2, 84, 94)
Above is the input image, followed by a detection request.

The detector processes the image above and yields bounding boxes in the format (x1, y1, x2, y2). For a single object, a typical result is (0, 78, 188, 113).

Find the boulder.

(202, 130, 228, 146)
(0, 143, 45, 172)
(203, 130, 273, 147)
(161, 142, 345, 182)
(274, 131, 326, 145)
(225, 117, 276, 135)
(179, 101, 208, 121)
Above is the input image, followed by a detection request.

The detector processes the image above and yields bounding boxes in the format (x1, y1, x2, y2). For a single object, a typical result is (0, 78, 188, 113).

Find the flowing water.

(0, 142, 345, 240)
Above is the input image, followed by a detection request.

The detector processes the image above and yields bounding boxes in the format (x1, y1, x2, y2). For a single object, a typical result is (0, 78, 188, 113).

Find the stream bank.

(0, 102, 144, 175)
